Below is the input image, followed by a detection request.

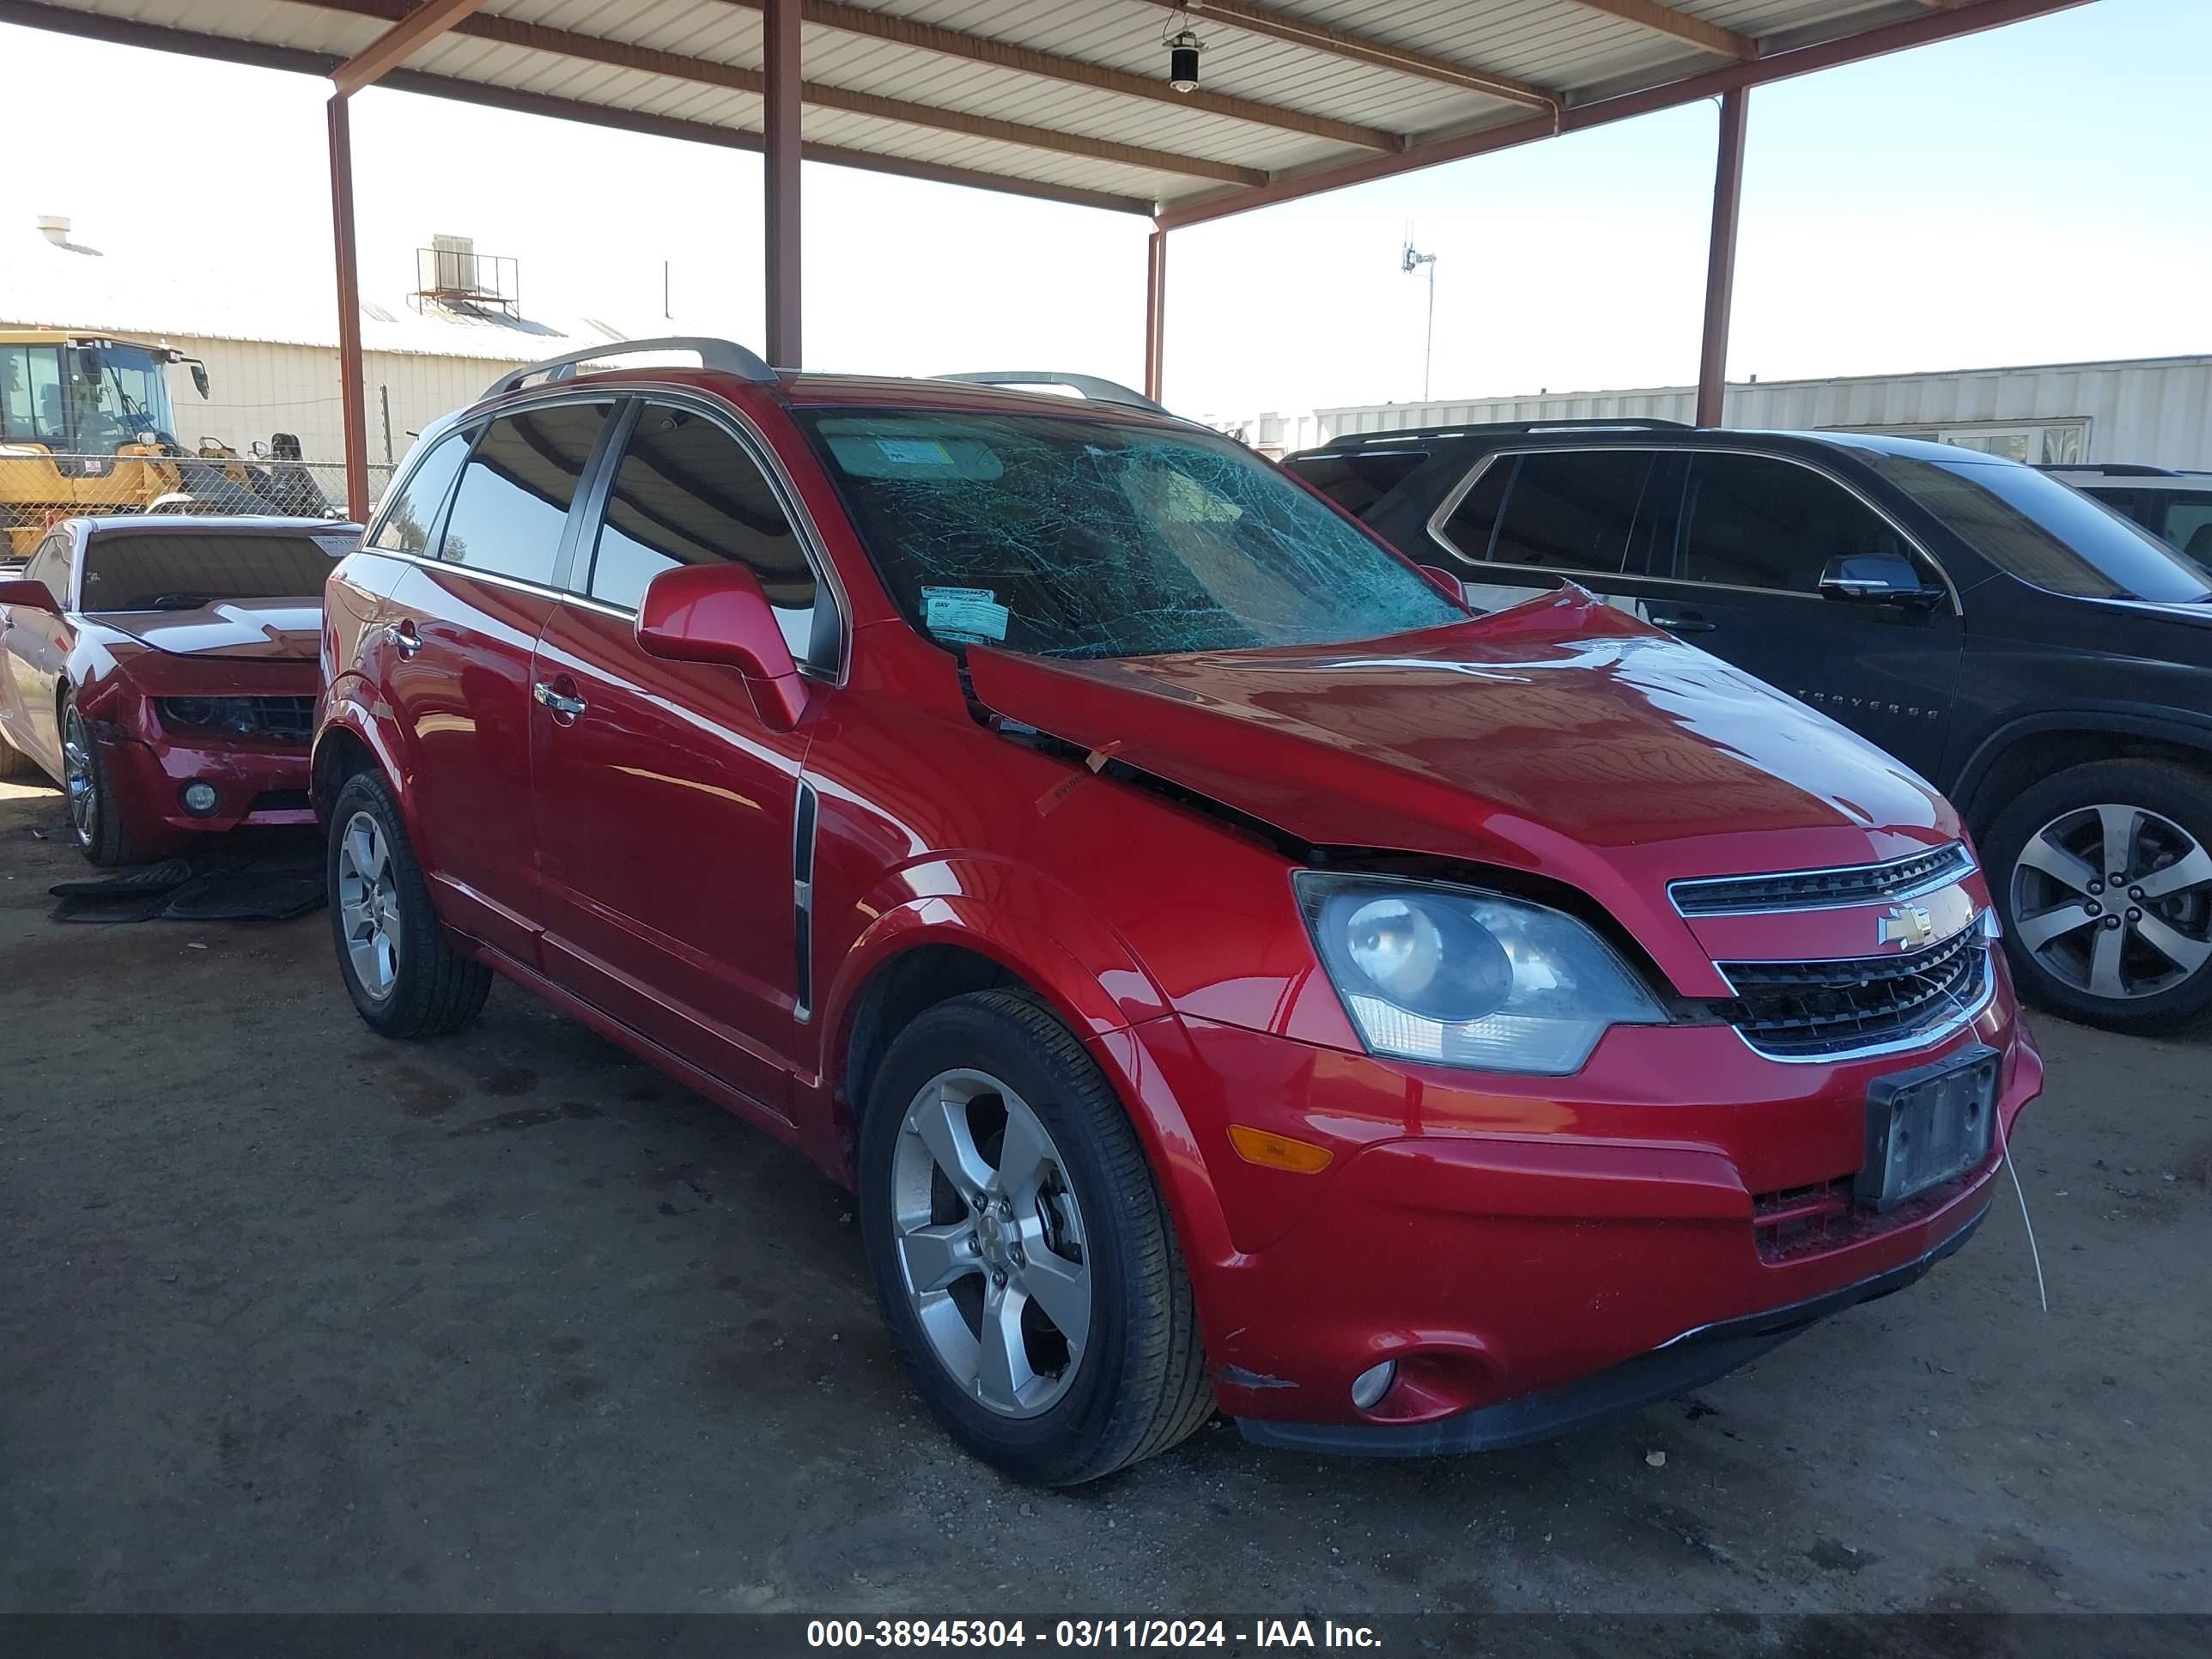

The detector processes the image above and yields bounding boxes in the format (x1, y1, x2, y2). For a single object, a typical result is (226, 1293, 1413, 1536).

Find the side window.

(437, 402, 611, 586)
(26, 537, 71, 604)
(2153, 492, 2212, 564)
(1489, 451, 1656, 574)
(586, 404, 822, 666)
(1677, 455, 1911, 594)
(368, 429, 471, 555)
(1436, 456, 1511, 562)
(1286, 448, 1428, 520)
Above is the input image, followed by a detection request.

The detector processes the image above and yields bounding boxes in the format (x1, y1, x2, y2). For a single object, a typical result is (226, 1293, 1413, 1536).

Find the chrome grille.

(1671, 842, 1975, 916)
(1718, 924, 1990, 1060)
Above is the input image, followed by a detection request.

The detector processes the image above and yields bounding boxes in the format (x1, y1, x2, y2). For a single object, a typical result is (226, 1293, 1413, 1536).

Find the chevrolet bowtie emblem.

(1878, 902, 1936, 949)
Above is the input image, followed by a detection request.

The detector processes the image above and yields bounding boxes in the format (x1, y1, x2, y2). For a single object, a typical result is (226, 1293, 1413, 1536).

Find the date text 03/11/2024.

(805, 1619, 1384, 1649)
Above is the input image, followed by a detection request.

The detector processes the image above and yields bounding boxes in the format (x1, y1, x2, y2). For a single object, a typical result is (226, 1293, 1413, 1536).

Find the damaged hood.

(966, 588, 1957, 893)
(88, 599, 322, 661)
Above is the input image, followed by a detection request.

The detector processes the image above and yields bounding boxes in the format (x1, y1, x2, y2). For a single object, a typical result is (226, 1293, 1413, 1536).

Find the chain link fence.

(2, 453, 391, 544)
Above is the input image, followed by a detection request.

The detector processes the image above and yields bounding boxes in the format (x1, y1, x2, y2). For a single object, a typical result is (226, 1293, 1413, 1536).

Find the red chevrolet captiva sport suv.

(314, 339, 2041, 1485)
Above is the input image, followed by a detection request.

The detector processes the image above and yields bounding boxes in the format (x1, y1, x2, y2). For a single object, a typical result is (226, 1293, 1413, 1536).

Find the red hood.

(89, 599, 321, 661)
(966, 590, 1960, 981)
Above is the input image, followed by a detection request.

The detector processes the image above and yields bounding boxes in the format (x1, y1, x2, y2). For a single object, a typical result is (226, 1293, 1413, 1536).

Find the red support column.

(327, 94, 370, 524)
(1142, 228, 1167, 404)
(1695, 87, 1747, 428)
(763, 0, 803, 367)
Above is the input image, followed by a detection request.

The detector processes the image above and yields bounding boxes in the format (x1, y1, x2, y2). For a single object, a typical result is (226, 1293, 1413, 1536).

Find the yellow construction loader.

(1, 331, 330, 556)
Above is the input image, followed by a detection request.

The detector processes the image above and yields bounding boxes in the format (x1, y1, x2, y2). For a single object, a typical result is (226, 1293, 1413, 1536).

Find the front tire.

(327, 769, 491, 1037)
(63, 696, 145, 866)
(859, 990, 1212, 1486)
(1984, 757, 2212, 1033)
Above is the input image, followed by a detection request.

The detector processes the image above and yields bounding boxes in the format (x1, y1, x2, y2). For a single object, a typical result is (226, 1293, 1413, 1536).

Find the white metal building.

(1219, 355, 2212, 470)
(2, 215, 646, 467)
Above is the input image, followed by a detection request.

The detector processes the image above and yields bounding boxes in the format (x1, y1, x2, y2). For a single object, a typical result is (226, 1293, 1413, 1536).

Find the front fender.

(313, 683, 428, 854)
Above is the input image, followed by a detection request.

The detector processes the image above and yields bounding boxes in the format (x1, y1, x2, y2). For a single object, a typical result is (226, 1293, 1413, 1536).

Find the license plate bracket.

(1856, 1044, 1999, 1212)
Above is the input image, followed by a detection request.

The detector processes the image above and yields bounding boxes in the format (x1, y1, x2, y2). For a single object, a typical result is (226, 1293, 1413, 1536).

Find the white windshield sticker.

(877, 438, 954, 466)
(921, 585, 1010, 643)
(311, 532, 360, 558)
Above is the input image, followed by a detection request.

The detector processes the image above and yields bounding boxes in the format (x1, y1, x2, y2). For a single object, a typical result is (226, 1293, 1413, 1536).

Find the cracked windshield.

(799, 410, 1462, 659)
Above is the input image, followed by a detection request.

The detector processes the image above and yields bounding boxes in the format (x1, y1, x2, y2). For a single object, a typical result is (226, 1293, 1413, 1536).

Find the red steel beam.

(326, 95, 370, 522)
(1696, 88, 1748, 428)
(1154, 0, 2090, 230)
(330, 0, 491, 96)
(763, 0, 802, 367)
(1143, 229, 1168, 404)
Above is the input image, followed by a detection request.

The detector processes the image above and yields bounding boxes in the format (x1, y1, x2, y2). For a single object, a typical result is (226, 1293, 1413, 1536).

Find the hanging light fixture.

(1163, 6, 1206, 94)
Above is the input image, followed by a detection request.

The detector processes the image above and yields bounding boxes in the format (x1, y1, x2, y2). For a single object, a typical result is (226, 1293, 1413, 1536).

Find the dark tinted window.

(799, 410, 1459, 660)
(2149, 492, 2212, 566)
(1678, 455, 1911, 592)
(79, 532, 342, 611)
(369, 429, 471, 556)
(25, 535, 71, 604)
(1436, 457, 1511, 562)
(588, 404, 821, 665)
(1491, 451, 1655, 574)
(1873, 456, 2211, 603)
(1284, 448, 1428, 519)
(438, 402, 611, 585)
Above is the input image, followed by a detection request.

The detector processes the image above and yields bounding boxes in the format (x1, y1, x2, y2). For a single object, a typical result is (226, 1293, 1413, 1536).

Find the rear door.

(377, 398, 613, 963)
(1647, 451, 1963, 781)
(532, 398, 832, 1119)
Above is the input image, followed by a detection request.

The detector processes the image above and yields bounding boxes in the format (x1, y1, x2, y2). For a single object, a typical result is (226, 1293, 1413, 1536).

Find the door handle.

(532, 680, 588, 720)
(385, 619, 422, 658)
(1647, 609, 1715, 635)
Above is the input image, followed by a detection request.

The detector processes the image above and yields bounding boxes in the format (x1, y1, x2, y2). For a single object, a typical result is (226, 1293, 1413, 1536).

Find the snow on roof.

(0, 220, 647, 363)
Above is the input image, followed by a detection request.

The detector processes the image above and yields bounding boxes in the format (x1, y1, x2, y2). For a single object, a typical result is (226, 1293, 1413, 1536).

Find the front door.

(2, 532, 76, 771)
(1646, 452, 1963, 783)
(377, 399, 612, 963)
(532, 399, 831, 1120)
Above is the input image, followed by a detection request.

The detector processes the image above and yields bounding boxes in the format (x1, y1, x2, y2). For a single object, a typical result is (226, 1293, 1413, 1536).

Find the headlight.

(1297, 872, 1667, 1074)
(158, 696, 261, 736)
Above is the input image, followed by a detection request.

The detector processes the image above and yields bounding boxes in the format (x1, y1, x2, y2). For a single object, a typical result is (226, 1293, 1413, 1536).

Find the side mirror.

(0, 579, 61, 616)
(189, 362, 210, 400)
(635, 562, 811, 732)
(1818, 554, 1943, 607)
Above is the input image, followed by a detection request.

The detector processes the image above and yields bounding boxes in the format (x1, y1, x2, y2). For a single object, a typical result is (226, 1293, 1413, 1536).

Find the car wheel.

(0, 722, 35, 780)
(327, 769, 491, 1038)
(1984, 758, 2212, 1033)
(859, 989, 1212, 1486)
(63, 696, 144, 866)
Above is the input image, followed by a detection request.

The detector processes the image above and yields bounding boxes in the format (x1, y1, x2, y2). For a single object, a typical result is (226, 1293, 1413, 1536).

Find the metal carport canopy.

(0, 0, 2090, 514)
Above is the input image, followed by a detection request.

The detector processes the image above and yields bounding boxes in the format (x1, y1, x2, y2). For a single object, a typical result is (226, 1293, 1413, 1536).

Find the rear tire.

(858, 989, 1212, 1486)
(0, 725, 34, 780)
(1984, 757, 2212, 1034)
(327, 769, 490, 1038)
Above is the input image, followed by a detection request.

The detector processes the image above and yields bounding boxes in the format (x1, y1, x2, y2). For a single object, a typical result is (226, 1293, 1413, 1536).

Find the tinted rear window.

(438, 403, 611, 586)
(1443, 451, 1654, 574)
(78, 532, 344, 611)
(1283, 448, 1429, 519)
(1875, 457, 2211, 603)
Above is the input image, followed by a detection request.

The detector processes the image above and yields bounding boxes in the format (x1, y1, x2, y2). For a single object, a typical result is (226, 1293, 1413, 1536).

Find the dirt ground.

(2, 775, 2207, 1620)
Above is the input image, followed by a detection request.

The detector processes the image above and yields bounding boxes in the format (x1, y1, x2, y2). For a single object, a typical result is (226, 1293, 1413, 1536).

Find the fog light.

(1350, 1360, 1397, 1411)
(181, 781, 220, 816)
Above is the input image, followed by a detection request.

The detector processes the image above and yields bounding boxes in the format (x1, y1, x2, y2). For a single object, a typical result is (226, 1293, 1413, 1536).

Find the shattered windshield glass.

(797, 410, 1463, 659)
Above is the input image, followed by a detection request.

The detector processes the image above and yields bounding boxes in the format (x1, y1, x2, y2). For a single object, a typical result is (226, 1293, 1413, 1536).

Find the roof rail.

(1302, 417, 1691, 452)
(934, 371, 1166, 414)
(2033, 461, 2180, 478)
(486, 337, 777, 399)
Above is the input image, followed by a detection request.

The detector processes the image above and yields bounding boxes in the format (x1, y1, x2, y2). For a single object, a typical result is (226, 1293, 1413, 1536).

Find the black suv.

(1285, 422, 2212, 1034)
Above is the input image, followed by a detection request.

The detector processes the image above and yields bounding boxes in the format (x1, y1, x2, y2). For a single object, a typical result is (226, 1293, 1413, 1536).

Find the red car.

(0, 515, 356, 863)
(313, 341, 2040, 1486)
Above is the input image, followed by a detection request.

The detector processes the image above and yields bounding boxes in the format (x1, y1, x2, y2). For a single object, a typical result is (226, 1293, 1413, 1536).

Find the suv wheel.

(1985, 758, 2212, 1033)
(327, 769, 492, 1037)
(858, 990, 1212, 1486)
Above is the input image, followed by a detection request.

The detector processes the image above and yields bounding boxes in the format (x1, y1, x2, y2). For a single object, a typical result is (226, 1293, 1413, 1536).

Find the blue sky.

(0, 0, 2203, 419)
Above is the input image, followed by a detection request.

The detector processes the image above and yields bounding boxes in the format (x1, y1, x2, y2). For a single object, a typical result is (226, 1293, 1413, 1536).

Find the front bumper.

(1110, 965, 2039, 1447)
(100, 729, 314, 845)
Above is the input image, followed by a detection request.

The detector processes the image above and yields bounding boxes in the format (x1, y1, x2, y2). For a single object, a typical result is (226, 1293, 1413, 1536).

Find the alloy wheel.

(62, 708, 95, 848)
(2010, 801, 2212, 1001)
(336, 810, 404, 1000)
(890, 1069, 1092, 1419)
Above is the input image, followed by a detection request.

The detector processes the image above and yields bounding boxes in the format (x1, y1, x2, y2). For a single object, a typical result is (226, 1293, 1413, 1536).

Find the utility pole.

(1401, 236, 1437, 403)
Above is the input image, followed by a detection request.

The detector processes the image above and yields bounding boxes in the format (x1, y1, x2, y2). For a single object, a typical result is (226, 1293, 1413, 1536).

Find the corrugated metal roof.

(0, 220, 648, 360)
(0, 0, 2081, 218)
